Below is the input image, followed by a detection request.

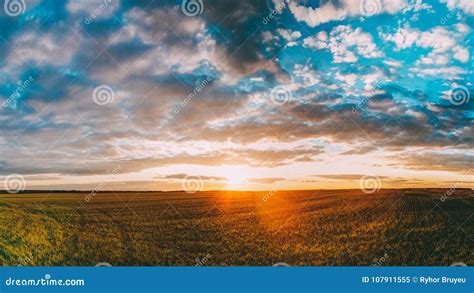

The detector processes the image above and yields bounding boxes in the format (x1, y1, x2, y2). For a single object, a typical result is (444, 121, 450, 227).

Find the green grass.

(0, 189, 472, 266)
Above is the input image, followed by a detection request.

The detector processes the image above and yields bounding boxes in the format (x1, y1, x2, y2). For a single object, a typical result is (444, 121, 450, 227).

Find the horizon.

(1, 187, 472, 194)
(0, 0, 473, 193)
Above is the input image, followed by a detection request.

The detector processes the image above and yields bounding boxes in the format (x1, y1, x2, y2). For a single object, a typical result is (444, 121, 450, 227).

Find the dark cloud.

(0, 146, 323, 176)
(390, 152, 474, 172)
(248, 177, 285, 184)
(315, 174, 389, 180)
(203, 0, 285, 76)
(159, 173, 226, 181)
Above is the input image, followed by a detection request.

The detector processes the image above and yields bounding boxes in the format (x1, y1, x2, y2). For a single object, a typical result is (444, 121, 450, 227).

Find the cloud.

(383, 60, 403, 68)
(304, 25, 383, 63)
(202, 0, 288, 81)
(248, 178, 285, 184)
(391, 152, 474, 172)
(66, 0, 120, 19)
(441, 0, 474, 15)
(288, 0, 407, 27)
(409, 66, 467, 79)
(453, 47, 470, 63)
(381, 25, 470, 66)
(276, 29, 302, 46)
(315, 174, 389, 180)
(159, 174, 226, 181)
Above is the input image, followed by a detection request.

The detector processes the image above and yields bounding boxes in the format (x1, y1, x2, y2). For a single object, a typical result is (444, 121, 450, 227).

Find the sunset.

(0, 0, 472, 288)
(0, 0, 472, 192)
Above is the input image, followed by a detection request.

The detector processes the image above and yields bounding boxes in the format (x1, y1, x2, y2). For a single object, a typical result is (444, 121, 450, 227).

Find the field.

(0, 189, 472, 266)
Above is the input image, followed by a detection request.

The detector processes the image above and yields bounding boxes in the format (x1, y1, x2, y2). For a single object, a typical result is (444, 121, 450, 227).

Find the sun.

(221, 166, 249, 189)
(226, 172, 247, 186)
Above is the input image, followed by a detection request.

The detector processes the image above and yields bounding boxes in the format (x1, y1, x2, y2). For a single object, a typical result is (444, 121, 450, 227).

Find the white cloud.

(303, 31, 328, 49)
(272, 0, 286, 13)
(453, 46, 470, 63)
(66, 0, 120, 19)
(293, 64, 321, 88)
(455, 23, 471, 33)
(336, 72, 358, 87)
(276, 29, 302, 47)
(418, 53, 450, 65)
(262, 31, 276, 42)
(381, 25, 470, 65)
(410, 66, 467, 79)
(406, 109, 426, 120)
(304, 25, 382, 63)
(101, 7, 229, 81)
(287, 1, 346, 28)
(441, 0, 474, 15)
(335, 68, 386, 94)
(407, 0, 433, 12)
(5, 30, 81, 75)
(383, 60, 403, 67)
(287, 0, 407, 27)
(381, 27, 451, 51)
(382, 27, 416, 50)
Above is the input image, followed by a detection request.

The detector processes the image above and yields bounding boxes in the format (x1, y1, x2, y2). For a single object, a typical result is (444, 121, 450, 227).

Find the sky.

(0, 0, 472, 192)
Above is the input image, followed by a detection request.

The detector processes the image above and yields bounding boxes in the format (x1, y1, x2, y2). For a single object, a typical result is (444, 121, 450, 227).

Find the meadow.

(0, 189, 472, 266)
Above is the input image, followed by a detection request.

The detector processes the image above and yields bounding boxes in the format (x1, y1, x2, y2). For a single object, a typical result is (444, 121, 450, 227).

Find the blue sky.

(0, 0, 472, 191)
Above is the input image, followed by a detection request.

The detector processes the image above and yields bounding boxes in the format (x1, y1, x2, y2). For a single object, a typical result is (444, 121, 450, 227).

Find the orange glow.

(218, 166, 251, 190)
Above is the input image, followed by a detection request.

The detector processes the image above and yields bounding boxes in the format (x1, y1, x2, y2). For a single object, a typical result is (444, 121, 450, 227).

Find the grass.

(0, 189, 472, 266)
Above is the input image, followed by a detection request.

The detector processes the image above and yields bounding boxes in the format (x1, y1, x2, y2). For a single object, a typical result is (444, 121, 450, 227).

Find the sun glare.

(226, 173, 247, 185)
(221, 166, 249, 189)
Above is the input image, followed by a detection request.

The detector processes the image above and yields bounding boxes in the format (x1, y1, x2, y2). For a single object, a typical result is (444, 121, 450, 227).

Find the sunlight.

(221, 166, 249, 189)
(225, 172, 247, 186)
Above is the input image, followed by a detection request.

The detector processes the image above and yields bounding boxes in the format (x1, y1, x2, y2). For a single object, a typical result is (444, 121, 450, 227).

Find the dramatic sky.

(0, 0, 472, 192)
